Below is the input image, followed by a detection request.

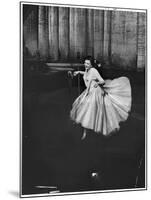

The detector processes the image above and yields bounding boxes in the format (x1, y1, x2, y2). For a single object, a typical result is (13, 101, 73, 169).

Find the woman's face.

(84, 59, 92, 70)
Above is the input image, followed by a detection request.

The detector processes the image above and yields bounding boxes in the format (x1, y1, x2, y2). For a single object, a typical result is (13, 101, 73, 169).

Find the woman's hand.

(94, 82, 99, 88)
(73, 71, 79, 76)
(103, 90, 108, 96)
(100, 82, 105, 86)
(94, 80, 103, 88)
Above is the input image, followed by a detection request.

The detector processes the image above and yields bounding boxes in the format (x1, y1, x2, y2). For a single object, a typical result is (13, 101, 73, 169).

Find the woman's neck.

(85, 67, 92, 72)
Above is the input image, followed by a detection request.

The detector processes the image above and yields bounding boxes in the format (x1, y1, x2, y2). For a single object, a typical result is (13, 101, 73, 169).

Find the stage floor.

(21, 67, 145, 195)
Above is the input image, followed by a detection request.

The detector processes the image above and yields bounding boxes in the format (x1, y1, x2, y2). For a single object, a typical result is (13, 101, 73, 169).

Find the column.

(38, 6, 49, 59)
(58, 7, 69, 60)
(93, 9, 104, 61)
(137, 12, 146, 71)
(48, 6, 59, 61)
(103, 10, 112, 65)
(86, 9, 94, 57)
(74, 8, 87, 60)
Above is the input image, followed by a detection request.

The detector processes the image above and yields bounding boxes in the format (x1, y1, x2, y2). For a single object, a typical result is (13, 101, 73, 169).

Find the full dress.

(70, 67, 132, 136)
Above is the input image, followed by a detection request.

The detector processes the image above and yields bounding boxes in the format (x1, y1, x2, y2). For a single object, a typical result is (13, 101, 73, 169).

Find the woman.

(70, 56, 132, 140)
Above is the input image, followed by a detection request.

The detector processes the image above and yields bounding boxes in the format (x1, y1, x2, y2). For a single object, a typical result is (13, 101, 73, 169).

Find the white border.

(21, 1, 146, 12)
(20, 2, 23, 197)
(20, 1, 147, 198)
(21, 188, 146, 198)
(0, 0, 150, 200)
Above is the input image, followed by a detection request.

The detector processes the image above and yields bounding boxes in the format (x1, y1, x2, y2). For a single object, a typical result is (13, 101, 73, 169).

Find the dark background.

(22, 60, 145, 194)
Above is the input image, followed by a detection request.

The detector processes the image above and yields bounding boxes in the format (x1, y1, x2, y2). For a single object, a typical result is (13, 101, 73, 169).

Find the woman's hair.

(84, 56, 100, 68)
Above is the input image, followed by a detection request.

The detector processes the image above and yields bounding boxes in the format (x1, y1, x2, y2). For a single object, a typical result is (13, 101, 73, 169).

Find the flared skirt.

(70, 77, 132, 136)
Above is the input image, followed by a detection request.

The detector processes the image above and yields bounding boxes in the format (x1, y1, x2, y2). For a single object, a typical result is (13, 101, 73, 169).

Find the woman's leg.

(81, 128, 87, 140)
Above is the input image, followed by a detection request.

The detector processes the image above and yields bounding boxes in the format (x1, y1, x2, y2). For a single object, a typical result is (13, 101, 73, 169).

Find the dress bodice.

(83, 68, 104, 88)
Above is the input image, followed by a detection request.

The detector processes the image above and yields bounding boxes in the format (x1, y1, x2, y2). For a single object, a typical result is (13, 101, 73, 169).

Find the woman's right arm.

(73, 71, 85, 76)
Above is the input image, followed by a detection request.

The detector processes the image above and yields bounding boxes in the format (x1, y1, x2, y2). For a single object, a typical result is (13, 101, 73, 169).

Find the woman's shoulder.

(90, 67, 100, 75)
(90, 67, 98, 73)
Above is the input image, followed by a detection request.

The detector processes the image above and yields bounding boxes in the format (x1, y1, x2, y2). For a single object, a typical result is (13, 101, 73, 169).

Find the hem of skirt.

(70, 113, 130, 136)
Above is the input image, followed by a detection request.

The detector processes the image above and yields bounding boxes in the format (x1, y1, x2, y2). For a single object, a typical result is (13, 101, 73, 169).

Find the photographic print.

(20, 1, 147, 197)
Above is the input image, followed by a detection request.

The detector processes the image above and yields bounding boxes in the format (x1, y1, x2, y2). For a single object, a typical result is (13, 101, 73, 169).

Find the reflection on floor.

(22, 66, 145, 195)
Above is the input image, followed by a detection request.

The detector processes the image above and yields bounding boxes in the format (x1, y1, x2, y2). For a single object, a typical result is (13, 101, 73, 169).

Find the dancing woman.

(70, 56, 132, 140)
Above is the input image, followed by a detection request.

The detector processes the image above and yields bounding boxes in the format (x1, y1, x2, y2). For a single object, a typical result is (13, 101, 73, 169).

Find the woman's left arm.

(92, 69, 108, 95)
(92, 68, 105, 85)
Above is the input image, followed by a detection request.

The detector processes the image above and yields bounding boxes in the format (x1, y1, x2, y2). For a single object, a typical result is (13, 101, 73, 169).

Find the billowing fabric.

(70, 68, 131, 136)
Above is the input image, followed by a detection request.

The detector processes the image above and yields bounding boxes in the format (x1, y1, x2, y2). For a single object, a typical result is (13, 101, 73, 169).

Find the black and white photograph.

(20, 1, 147, 198)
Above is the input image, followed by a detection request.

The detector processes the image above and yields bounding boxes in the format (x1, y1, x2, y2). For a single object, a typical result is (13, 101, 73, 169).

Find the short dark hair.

(84, 56, 100, 68)
(84, 56, 95, 67)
